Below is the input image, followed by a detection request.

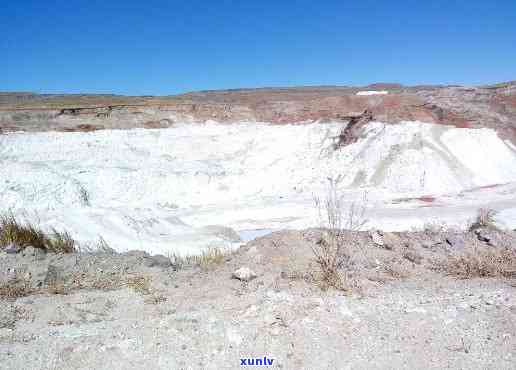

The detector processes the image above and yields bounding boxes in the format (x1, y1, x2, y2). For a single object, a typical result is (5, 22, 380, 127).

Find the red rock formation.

(1, 82, 515, 144)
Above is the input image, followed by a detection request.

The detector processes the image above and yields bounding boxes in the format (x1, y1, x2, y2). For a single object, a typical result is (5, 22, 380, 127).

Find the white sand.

(1, 121, 515, 254)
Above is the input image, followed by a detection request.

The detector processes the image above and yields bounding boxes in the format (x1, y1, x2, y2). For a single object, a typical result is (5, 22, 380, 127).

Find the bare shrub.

(78, 186, 90, 206)
(78, 236, 116, 254)
(0, 213, 76, 253)
(469, 208, 497, 230)
(435, 247, 516, 279)
(311, 177, 368, 290)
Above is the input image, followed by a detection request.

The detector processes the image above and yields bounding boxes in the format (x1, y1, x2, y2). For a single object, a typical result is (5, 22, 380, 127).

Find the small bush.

(0, 214, 76, 253)
(435, 247, 516, 279)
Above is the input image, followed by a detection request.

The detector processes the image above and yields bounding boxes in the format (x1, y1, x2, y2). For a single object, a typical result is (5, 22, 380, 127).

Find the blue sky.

(1, 0, 515, 95)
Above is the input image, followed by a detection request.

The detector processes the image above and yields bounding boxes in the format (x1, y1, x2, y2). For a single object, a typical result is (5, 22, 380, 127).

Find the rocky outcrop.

(1, 82, 515, 144)
(335, 110, 374, 148)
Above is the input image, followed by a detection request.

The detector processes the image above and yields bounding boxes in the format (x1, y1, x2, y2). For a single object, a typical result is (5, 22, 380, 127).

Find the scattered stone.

(232, 267, 257, 282)
(403, 251, 423, 264)
(421, 240, 437, 249)
(445, 234, 466, 249)
(3, 244, 20, 254)
(474, 228, 504, 247)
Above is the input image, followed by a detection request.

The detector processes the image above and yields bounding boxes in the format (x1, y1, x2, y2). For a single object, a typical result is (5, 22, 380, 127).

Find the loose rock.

(232, 267, 257, 282)
(474, 228, 504, 247)
(445, 234, 466, 249)
(4, 244, 21, 254)
(370, 230, 384, 247)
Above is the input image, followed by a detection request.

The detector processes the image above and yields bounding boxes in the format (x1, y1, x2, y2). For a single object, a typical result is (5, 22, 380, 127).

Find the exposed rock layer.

(1, 82, 515, 144)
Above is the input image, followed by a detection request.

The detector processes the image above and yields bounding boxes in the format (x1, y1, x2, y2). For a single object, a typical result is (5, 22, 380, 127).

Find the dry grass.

(0, 214, 76, 253)
(46, 281, 67, 295)
(172, 246, 228, 270)
(311, 233, 348, 291)
(125, 275, 167, 304)
(126, 275, 152, 295)
(435, 247, 516, 279)
(0, 278, 32, 299)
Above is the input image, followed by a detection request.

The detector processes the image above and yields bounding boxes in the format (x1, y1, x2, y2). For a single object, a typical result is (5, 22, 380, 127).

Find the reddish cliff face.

(1, 82, 515, 144)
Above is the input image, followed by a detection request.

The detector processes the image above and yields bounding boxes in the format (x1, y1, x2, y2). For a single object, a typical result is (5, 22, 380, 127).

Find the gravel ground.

(1, 228, 515, 369)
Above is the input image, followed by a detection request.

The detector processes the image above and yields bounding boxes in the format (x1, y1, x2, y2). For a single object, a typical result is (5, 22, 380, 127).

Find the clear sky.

(1, 0, 515, 95)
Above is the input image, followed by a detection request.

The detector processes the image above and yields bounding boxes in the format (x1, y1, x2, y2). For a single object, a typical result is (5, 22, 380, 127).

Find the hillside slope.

(1, 82, 515, 144)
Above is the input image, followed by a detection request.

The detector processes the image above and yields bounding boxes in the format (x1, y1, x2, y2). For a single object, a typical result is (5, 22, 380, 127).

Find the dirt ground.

(1, 227, 515, 369)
